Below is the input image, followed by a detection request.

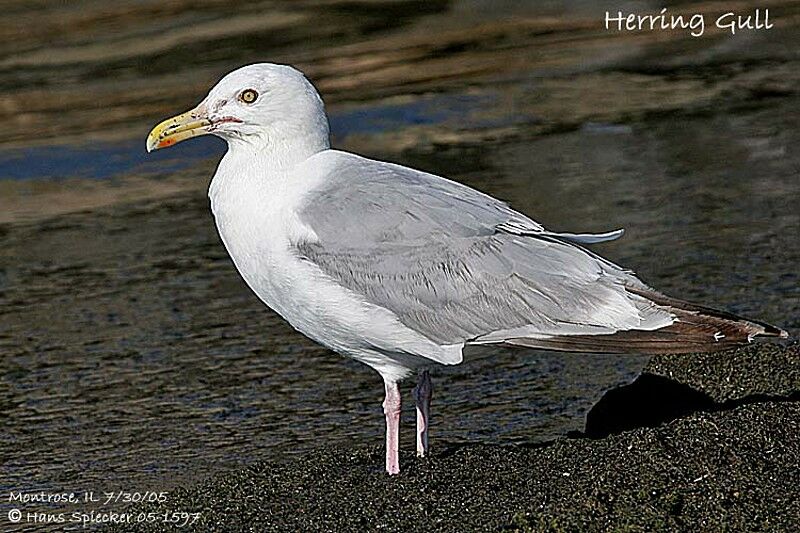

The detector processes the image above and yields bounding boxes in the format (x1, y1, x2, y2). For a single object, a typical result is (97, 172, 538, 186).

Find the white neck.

(226, 127, 329, 169)
(209, 136, 328, 212)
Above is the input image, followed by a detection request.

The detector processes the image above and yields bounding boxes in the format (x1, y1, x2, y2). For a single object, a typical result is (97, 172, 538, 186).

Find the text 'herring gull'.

(147, 63, 788, 475)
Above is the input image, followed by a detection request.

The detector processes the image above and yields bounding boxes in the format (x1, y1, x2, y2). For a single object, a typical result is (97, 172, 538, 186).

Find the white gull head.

(146, 63, 330, 158)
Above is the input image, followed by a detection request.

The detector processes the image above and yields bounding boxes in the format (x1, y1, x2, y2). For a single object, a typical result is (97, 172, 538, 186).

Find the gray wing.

(294, 152, 674, 348)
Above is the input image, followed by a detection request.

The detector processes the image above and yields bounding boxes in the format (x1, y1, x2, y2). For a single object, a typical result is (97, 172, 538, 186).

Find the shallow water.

(1, 0, 798, 523)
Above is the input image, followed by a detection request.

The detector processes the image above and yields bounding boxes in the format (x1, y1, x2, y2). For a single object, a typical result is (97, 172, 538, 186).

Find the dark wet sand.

(110, 343, 799, 532)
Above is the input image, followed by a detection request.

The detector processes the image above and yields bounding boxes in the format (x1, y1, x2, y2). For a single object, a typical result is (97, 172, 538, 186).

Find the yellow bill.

(146, 106, 211, 152)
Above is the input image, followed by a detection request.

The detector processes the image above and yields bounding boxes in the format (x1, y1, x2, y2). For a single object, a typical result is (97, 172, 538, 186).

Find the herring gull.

(147, 63, 787, 475)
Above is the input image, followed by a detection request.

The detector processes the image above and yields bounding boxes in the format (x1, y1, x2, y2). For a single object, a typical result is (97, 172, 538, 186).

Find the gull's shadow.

(573, 373, 800, 439)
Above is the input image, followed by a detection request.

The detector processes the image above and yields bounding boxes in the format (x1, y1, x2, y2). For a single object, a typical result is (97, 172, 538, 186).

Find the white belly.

(211, 201, 458, 382)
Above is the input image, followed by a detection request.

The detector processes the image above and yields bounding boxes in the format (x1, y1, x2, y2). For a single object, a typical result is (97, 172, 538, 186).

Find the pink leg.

(413, 370, 432, 457)
(382, 379, 401, 475)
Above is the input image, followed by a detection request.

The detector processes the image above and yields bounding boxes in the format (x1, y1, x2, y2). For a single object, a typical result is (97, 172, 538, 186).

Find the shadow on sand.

(577, 373, 800, 439)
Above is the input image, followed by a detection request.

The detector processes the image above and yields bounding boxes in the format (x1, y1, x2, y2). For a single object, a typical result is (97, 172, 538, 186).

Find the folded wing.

(294, 152, 784, 356)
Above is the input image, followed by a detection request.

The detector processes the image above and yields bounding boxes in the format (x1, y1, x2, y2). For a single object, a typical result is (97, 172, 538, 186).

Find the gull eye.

(239, 89, 258, 104)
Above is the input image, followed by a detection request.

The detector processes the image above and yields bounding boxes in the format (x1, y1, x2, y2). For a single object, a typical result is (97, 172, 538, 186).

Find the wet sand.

(109, 343, 799, 532)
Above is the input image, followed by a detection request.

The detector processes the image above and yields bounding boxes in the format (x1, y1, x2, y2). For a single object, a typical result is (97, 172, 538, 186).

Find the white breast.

(207, 149, 461, 382)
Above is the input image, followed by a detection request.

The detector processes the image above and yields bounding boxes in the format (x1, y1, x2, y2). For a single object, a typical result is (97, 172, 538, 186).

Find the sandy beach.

(107, 343, 799, 532)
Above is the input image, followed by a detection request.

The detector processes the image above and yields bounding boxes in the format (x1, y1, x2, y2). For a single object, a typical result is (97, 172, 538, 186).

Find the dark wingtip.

(756, 323, 789, 339)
